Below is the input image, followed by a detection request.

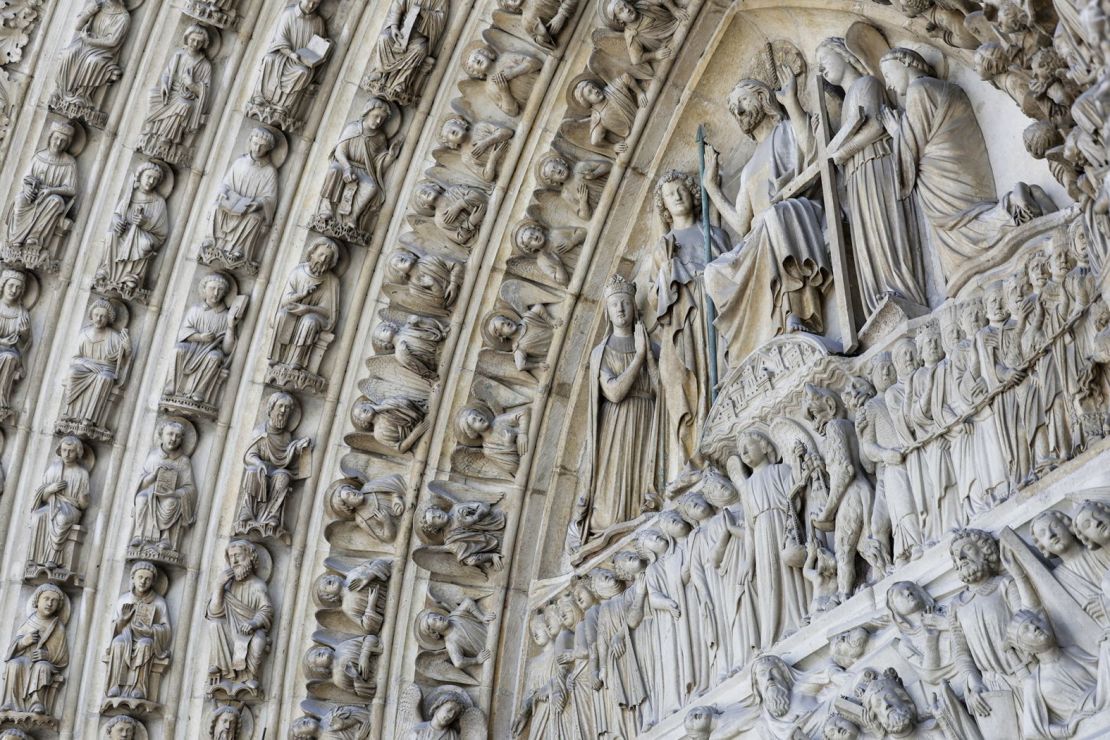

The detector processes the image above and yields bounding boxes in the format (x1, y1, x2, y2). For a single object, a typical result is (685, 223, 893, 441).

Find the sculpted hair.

(948, 528, 1001, 573)
(881, 47, 934, 76)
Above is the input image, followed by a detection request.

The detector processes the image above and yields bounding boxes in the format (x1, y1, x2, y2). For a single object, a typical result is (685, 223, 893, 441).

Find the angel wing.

(769, 416, 820, 468)
(416, 650, 483, 685)
(471, 374, 531, 413)
(395, 683, 425, 739)
(459, 706, 489, 740)
(845, 22, 889, 80)
(499, 278, 562, 316)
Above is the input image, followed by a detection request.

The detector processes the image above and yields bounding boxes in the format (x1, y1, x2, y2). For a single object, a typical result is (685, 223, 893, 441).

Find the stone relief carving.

(311, 98, 402, 246)
(49, 0, 131, 127)
(414, 482, 505, 576)
(568, 71, 646, 154)
(161, 273, 247, 419)
(371, 313, 448, 381)
(26, 436, 91, 585)
(127, 418, 198, 567)
(3, 119, 79, 273)
(0, 584, 70, 731)
(102, 715, 147, 740)
(234, 391, 312, 542)
(102, 561, 171, 714)
(207, 703, 248, 740)
(183, 0, 238, 30)
(0, 0, 45, 149)
(313, 557, 392, 635)
(534, 148, 611, 220)
(414, 593, 495, 684)
(93, 161, 169, 302)
(383, 245, 464, 315)
(506, 217, 584, 286)
(361, 0, 447, 106)
(205, 539, 273, 700)
(436, 113, 513, 183)
(461, 42, 541, 117)
(54, 298, 131, 441)
(398, 683, 485, 739)
(200, 127, 280, 275)
(137, 24, 213, 167)
(453, 375, 532, 480)
(479, 278, 561, 383)
(267, 238, 341, 393)
(246, 0, 330, 133)
(303, 633, 382, 700)
(494, 0, 577, 49)
(0, 268, 32, 422)
(348, 383, 429, 455)
(325, 471, 407, 545)
(410, 180, 489, 248)
(597, 0, 686, 69)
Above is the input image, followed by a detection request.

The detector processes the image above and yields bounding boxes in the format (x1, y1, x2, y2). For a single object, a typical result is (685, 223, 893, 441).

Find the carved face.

(682, 495, 713, 522)
(388, 249, 418, 277)
(132, 566, 155, 595)
(489, 315, 518, 340)
(1072, 226, 1090, 262)
(1027, 254, 1048, 288)
(1010, 611, 1054, 651)
(577, 80, 605, 107)
(961, 302, 985, 336)
(109, 722, 135, 740)
(528, 615, 550, 646)
(918, 333, 943, 364)
(59, 437, 82, 464)
(738, 434, 768, 468)
(610, 0, 638, 23)
(517, 224, 547, 251)
(47, 130, 72, 154)
(308, 242, 335, 275)
(249, 131, 274, 159)
(1032, 513, 1077, 556)
(753, 659, 791, 718)
(816, 46, 848, 85)
(212, 712, 238, 739)
(227, 545, 255, 580)
(829, 627, 868, 669)
(572, 585, 596, 611)
(270, 396, 293, 428)
(203, 278, 228, 306)
(413, 182, 442, 212)
(880, 59, 911, 99)
(139, 166, 162, 193)
(2, 275, 25, 303)
(732, 90, 765, 137)
(870, 357, 896, 392)
(660, 179, 693, 220)
(432, 700, 462, 729)
(35, 588, 61, 618)
(605, 292, 634, 329)
(888, 581, 927, 616)
(556, 594, 578, 627)
(997, 2, 1028, 33)
(316, 574, 343, 604)
(540, 155, 570, 186)
(684, 706, 716, 738)
(950, 539, 991, 584)
(439, 119, 469, 149)
(463, 408, 491, 435)
(91, 304, 112, 329)
(363, 103, 389, 130)
(1049, 244, 1070, 278)
(891, 342, 918, 378)
(185, 28, 208, 52)
(1075, 505, 1110, 547)
(640, 530, 668, 555)
(299, 0, 321, 13)
(421, 506, 450, 533)
(465, 49, 493, 77)
(868, 685, 916, 736)
(822, 714, 859, 740)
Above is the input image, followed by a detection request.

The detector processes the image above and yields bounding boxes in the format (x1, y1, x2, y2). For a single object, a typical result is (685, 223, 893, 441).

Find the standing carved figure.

(817, 37, 925, 314)
(248, 0, 329, 132)
(94, 162, 169, 300)
(51, 0, 130, 125)
(570, 274, 660, 552)
(163, 274, 246, 417)
(202, 127, 279, 273)
(235, 392, 311, 540)
(129, 420, 197, 563)
(103, 561, 171, 707)
(362, 0, 447, 106)
(314, 98, 401, 244)
(138, 24, 212, 165)
(1030, 510, 1110, 623)
(27, 436, 89, 582)
(205, 540, 273, 699)
(57, 299, 130, 441)
(268, 239, 340, 392)
(3, 120, 78, 272)
(0, 270, 31, 421)
(0, 584, 69, 724)
(704, 74, 830, 363)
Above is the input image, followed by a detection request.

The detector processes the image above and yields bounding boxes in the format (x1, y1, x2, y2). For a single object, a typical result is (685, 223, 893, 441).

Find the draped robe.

(105, 589, 172, 695)
(367, 0, 447, 103)
(241, 422, 309, 527)
(320, 121, 390, 231)
(142, 49, 211, 147)
(29, 460, 89, 568)
(212, 154, 278, 261)
(0, 298, 29, 410)
(2, 611, 67, 712)
(206, 575, 273, 680)
(102, 189, 168, 287)
(256, 6, 326, 111)
(172, 303, 230, 403)
(55, 2, 129, 104)
(132, 448, 196, 549)
(62, 327, 127, 427)
(272, 264, 338, 369)
(6, 150, 77, 250)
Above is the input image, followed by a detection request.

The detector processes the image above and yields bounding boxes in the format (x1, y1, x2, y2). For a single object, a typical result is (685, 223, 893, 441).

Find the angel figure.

(313, 558, 392, 635)
(318, 704, 372, 740)
(416, 484, 505, 574)
(495, 0, 577, 48)
(410, 181, 489, 247)
(461, 45, 541, 116)
(1029, 509, 1110, 624)
(371, 315, 448, 379)
(598, 0, 686, 68)
(572, 73, 646, 153)
(508, 219, 584, 285)
(398, 684, 485, 740)
(303, 635, 382, 699)
(437, 115, 513, 183)
(350, 393, 429, 453)
(454, 381, 531, 480)
(414, 597, 495, 681)
(384, 247, 463, 315)
(483, 284, 560, 382)
(534, 150, 611, 220)
(326, 473, 406, 544)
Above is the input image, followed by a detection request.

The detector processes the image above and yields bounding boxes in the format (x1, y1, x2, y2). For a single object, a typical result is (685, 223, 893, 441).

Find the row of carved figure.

(519, 487, 1110, 738)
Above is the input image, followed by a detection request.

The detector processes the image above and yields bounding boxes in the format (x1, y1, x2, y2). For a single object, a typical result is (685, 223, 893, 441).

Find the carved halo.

(26, 582, 72, 624)
(130, 159, 175, 198)
(262, 389, 304, 430)
(244, 124, 289, 169)
(223, 538, 274, 582)
(101, 715, 150, 740)
(300, 235, 349, 277)
(127, 559, 171, 596)
(479, 307, 520, 351)
(53, 433, 97, 471)
(205, 704, 254, 740)
(153, 415, 199, 456)
(565, 73, 606, 115)
(45, 116, 87, 156)
(0, 268, 41, 310)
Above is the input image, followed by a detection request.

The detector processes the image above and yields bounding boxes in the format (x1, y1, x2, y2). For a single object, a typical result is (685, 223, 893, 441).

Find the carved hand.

(967, 679, 992, 716)
(880, 108, 899, 137)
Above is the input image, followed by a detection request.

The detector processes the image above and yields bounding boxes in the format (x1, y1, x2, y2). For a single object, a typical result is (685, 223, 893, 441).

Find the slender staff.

(696, 124, 719, 403)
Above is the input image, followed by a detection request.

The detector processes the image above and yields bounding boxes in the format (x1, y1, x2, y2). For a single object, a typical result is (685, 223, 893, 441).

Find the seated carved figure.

(139, 24, 212, 166)
(267, 239, 341, 392)
(417, 493, 506, 574)
(362, 0, 447, 105)
(461, 45, 541, 116)
(205, 540, 273, 699)
(94, 163, 169, 301)
(129, 420, 197, 562)
(0, 270, 31, 420)
(327, 475, 407, 544)
(202, 128, 279, 273)
(0, 584, 70, 723)
(247, 0, 329, 132)
(495, 0, 577, 47)
(103, 561, 171, 707)
(4, 121, 78, 272)
(703, 75, 831, 364)
(235, 392, 311, 541)
(572, 73, 646, 153)
(27, 436, 90, 581)
(51, 0, 130, 125)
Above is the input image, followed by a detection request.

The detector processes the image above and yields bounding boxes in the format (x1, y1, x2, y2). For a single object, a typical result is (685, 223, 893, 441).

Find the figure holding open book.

(249, 0, 330, 132)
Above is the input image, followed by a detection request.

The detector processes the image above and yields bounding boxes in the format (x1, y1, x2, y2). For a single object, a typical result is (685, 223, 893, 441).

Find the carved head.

(1006, 607, 1058, 654)
(1073, 499, 1110, 549)
(589, 567, 624, 599)
(289, 716, 320, 739)
(1031, 47, 1066, 82)
(612, 549, 647, 580)
(47, 120, 75, 154)
(463, 46, 497, 79)
(915, 323, 944, 365)
(1026, 251, 1049, 289)
(58, 435, 85, 465)
(654, 170, 699, 230)
(880, 48, 933, 98)
(636, 527, 673, 559)
(298, 0, 322, 14)
(960, 297, 986, 336)
(361, 96, 390, 129)
(737, 430, 776, 469)
(677, 492, 714, 523)
(496, 0, 524, 12)
(487, 313, 519, 341)
(1068, 218, 1091, 265)
(803, 383, 843, 426)
(1031, 510, 1080, 558)
(303, 644, 335, 681)
(683, 706, 721, 739)
(728, 79, 781, 137)
(456, 405, 493, 440)
(572, 580, 597, 612)
(413, 182, 444, 214)
(208, 704, 241, 739)
(974, 42, 1009, 80)
(816, 37, 866, 86)
(104, 715, 140, 740)
(248, 127, 276, 159)
(386, 248, 419, 282)
(698, 467, 738, 507)
(1049, 235, 1073, 278)
(130, 560, 158, 596)
(184, 23, 210, 51)
(605, 0, 640, 28)
(419, 506, 451, 536)
(858, 668, 917, 736)
(555, 590, 580, 628)
(829, 626, 869, 669)
(200, 273, 230, 306)
(32, 583, 65, 619)
(428, 688, 469, 730)
(266, 391, 297, 431)
(939, 314, 962, 354)
(225, 539, 260, 581)
(537, 151, 571, 187)
(89, 298, 117, 328)
(307, 239, 339, 275)
(949, 528, 1001, 585)
(527, 609, 550, 647)
(370, 320, 400, 355)
(314, 573, 344, 606)
(542, 602, 562, 638)
(869, 352, 896, 392)
(604, 274, 637, 330)
(513, 220, 548, 253)
(1023, 121, 1062, 159)
(573, 79, 606, 108)
(890, 337, 920, 379)
(415, 608, 451, 642)
(0, 269, 25, 304)
(822, 712, 860, 740)
(437, 115, 470, 150)
(135, 161, 164, 193)
(885, 581, 937, 632)
(842, 375, 875, 415)
(997, 1, 1030, 33)
(751, 654, 794, 718)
